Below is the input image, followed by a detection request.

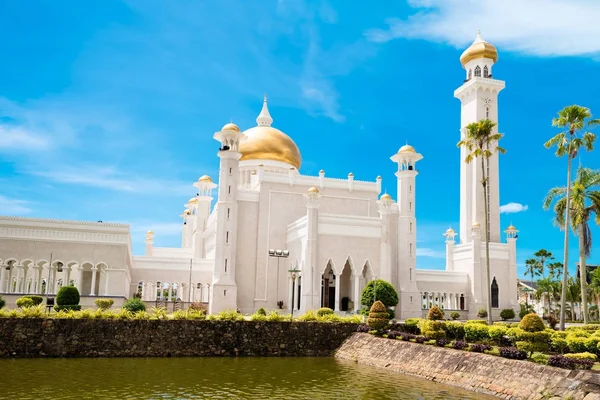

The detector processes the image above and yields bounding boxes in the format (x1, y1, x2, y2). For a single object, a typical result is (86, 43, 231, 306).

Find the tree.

(524, 258, 541, 285)
(544, 167, 600, 324)
(548, 261, 564, 280)
(360, 279, 398, 311)
(566, 277, 581, 321)
(457, 119, 505, 325)
(534, 249, 554, 279)
(544, 104, 599, 330)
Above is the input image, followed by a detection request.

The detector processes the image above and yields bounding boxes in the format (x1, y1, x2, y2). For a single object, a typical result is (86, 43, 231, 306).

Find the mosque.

(0, 32, 518, 319)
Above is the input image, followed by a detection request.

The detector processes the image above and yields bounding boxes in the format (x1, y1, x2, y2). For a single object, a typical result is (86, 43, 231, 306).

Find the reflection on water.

(0, 357, 493, 399)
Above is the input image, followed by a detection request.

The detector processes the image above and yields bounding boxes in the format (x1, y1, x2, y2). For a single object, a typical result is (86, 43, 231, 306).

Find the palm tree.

(544, 104, 599, 330)
(525, 258, 541, 284)
(537, 277, 560, 315)
(544, 167, 600, 324)
(548, 261, 564, 281)
(458, 119, 505, 325)
(566, 277, 581, 321)
(534, 249, 553, 279)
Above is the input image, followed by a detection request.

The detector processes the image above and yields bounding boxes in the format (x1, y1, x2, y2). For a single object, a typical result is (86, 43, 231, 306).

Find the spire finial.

(256, 93, 273, 127)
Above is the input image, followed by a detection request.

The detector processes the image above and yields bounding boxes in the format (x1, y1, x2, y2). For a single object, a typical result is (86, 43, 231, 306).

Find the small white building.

(0, 32, 518, 319)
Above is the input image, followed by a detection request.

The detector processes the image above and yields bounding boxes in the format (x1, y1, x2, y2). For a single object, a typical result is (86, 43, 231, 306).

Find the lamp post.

(268, 249, 289, 307)
(288, 265, 300, 319)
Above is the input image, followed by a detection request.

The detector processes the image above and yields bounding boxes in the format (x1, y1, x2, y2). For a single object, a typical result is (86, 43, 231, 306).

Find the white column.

(90, 267, 98, 296)
(0, 266, 5, 293)
(353, 274, 361, 313)
(334, 274, 340, 312)
(76, 267, 83, 294)
(15, 265, 23, 293)
(288, 275, 294, 312)
(294, 276, 300, 311)
(167, 283, 172, 301)
(65, 266, 72, 288)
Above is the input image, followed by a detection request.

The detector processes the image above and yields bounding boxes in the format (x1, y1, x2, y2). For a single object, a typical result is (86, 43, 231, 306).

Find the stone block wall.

(0, 319, 358, 358)
(336, 333, 600, 400)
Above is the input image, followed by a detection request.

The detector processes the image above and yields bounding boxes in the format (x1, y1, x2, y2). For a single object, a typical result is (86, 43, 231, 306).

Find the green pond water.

(0, 357, 494, 399)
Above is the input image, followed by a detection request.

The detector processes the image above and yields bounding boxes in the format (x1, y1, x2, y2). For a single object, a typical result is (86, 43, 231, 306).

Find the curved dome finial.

(256, 94, 273, 127)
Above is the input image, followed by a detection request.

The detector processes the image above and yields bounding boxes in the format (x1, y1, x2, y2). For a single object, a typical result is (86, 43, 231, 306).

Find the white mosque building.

(0, 33, 518, 319)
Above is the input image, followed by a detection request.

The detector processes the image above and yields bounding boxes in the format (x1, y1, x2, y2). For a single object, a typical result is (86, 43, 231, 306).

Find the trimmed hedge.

(123, 298, 146, 313)
(54, 305, 82, 311)
(94, 299, 114, 310)
(56, 286, 80, 307)
(16, 297, 35, 308)
(317, 307, 334, 317)
(519, 313, 545, 332)
(366, 301, 389, 331)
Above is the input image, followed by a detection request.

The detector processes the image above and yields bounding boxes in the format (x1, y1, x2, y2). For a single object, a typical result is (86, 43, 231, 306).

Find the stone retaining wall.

(335, 333, 600, 400)
(0, 319, 358, 358)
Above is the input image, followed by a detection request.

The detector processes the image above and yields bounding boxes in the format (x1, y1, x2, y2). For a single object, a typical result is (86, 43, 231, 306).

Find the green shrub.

(426, 305, 444, 320)
(16, 297, 35, 308)
(421, 320, 447, 340)
(23, 295, 44, 306)
(450, 311, 460, 320)
(123, 298, 146, 313)
(516, 340, 549, 356)
(531, 353, 549, 365)
(567, 336, 588, 353)
(266, 311, 284, 322)
(217, 309, 245, 321)
(0, 296, 5, 309)
(317, 307, 334, 317)
(404, 318, 422, 334)
(257, 307, 267, 316)
(519, 313, 545, 332)
(94, 299, 114, 310)
(250, 312, 267, 321)
(477, 308, 488, 318)
(584, 337, 600, 354)
(360, 279, 399, 310)
(464, 323, 489, 342)
(444, 321, 465, 340)
(297, 310, 318, 322)
(565, 352, 598, 361)
(500, 308, 516, 321)
(367, 301, 390, 331)
(54, 305, 82, 311)
(189, 302, 207, 313)
(466, 320, 488, 325)
(488, 325, 508, 343)
(56, 286, 80, 306)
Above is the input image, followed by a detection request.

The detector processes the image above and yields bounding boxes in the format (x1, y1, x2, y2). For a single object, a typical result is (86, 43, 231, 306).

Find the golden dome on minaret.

(198, 175, 212, 183)
(399, 144, 416, 153)
(222, 123, 240, 132)
(380, 193, 392, 201)
(239, 95, 302, 170)
(307, 186, 319, 194)
(460, 31, 498, 67)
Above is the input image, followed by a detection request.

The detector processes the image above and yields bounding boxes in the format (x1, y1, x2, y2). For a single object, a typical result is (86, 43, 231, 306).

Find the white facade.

(0, 33, 518, 318)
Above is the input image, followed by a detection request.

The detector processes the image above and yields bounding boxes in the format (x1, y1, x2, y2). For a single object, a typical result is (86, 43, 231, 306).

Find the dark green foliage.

(403, 318, 421, 334)
(366, 301, 389, 331)
(500, 308, 516, 321)
(414, 335, 426, 344)
(0, 296, 5, 309)
(360, 279, 399, 309)
(450, 311, 460, 320)
(16, 297, 35, 308)
(519, 313, 545, 332)
(435, 338, 450, 347)
(452, 340, 468, 350)
(499, 346, 527, 360)
(54, 305, 82, 311)
(469, 344, 491, 353)
(548, 354, 593, 370)
(421, 320, 446, 340)
(257, 307, 267, 316)
(444, 321, 465, 340)
(356, 325, 370, 333)
(56, 286, 80, 306)
(477, 308, 488, 318)
(426, 305, 444, 320)
(123, 298, 146, 313)
(317, 307, 334, 317)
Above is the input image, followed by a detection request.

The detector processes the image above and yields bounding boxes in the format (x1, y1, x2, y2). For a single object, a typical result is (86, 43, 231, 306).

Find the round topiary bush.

(123, 298, 146, 313)
(317, 307, 334, 317)
(360, 279, 399, 310)
(0, 296, 5, 309)
(477, 308, 488, 318)
(94, 299, 114, 310)
(450, 311, 460, 320)
(367, 300, 390, 331)
(427, 305, 444, 320)
(16, 297, 35, 308)
(56, 286, 80, 306)
(519, 313, 545, 332)
(500, 308, 516, 321)
(257, 307, 267, 316)
(24, 295, 44, 306)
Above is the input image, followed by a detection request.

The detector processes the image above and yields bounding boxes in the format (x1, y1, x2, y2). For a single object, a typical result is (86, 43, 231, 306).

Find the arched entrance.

(321, 260, 335, 309)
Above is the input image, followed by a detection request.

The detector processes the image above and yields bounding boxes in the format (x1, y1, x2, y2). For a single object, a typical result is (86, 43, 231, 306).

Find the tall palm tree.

(525, 258, 541, 284)
(548, 261, 564, 281)
(544, 104, 599, 330)
(537, 277, 560, 316)
(566, 277, 581, 321)
(458, 119, 505, 325)
(534, 249, 553, 279)
(544, 167, 600, 324)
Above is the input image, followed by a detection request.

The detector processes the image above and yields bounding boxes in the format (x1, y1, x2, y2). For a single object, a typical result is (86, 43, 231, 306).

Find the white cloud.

(500, 202, 529, 214)
(417, 247, 446, 259)
(365, 0, 600, 57)
(0, 195, 32, 215)
(0, 126, 50, 150)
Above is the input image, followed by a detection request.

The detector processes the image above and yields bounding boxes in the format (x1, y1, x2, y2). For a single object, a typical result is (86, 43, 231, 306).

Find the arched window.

(483, 65, 489, 78)
(474, 66, 481, 77)
(460, 294, 465, 310)
(156, 281, 162, 300)
(468, 69, 472, 80)
(137, 281, 144, 298)
(491, 278, 499, 308)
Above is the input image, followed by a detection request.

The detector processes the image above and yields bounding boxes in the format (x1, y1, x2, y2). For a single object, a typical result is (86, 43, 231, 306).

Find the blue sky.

(1, 0, 599, 279)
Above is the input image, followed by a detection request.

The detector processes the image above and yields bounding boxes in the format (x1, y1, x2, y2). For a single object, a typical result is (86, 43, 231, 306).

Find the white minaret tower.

(391, 144, 422, 318)
(454, 31, 504, 244)
(209, 122, 246, 314)
(192, 175, 217, 258)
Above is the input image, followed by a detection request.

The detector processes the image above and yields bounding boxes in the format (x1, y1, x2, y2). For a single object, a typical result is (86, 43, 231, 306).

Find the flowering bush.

(386, 330, 401, 340)
(498, 346, 527, 360)
(452, 340, 469, 350)
(414, 335, 426, 344)
(356, 324, 370, 333)
(450, 311, 460, 320)
(435, 338, 450, 347)
(426, 305, 444, 320)
(470, 343, 491, 353)
(548, 354, 593, 370)
(400, 332, 415, 341)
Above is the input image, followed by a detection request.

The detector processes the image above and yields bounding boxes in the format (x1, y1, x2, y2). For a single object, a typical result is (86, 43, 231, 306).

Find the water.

(0, 357, 493, 399)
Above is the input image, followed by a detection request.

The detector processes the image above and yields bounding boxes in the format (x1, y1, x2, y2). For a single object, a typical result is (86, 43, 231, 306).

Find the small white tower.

(301, 186, 322, 313)
(390, 144, 422, 318)
(145, 230, 154, 256)
(377, 193, 394, 285)
(192, 175, 217, 258)
(444, 227, 456, 271)
(209, 122, 246, 314)
(455, 31, 505, 244)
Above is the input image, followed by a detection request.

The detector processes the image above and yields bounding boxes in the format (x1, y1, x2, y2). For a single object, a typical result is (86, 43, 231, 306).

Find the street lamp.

(268, 249, 289, 307)
(288, 265, 300, 319)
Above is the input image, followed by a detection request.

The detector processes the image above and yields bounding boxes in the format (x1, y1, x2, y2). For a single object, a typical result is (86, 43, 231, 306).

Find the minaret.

(504, 224, 519, 309)
(301, 186, 321, 313)
(377, 193, 394, 284)
(454, 31, 504, 244)
(145, 231, 154, 256)
(444, 228, 456, 271)
(390, 144, 422, 318)
(257, 94, 273, 127)
(192, 175, 217, 258)
(209, 122, 245, 314)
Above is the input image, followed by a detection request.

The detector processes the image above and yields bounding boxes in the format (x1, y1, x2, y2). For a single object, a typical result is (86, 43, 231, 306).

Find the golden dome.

(307, 186, 319, 194)
(376, 175, 382, 180)
(348, 172, 354, 177)
(221, 123, 240, 132)
(239, 126, 302, 169)
(183, 209, 192, 215)
(319, 169, 325, 174)
(507, 224, 517, 230)
(188, 197, 198, 204)
(460, 31, 498, 67)
(399, 144, 416, 153)
(380, 193, 392, 201)
(198, 175, 212, 183)
(472, 222, 481, 228)
(445, 227, 455, 234)
(146, 230, 154, 235)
